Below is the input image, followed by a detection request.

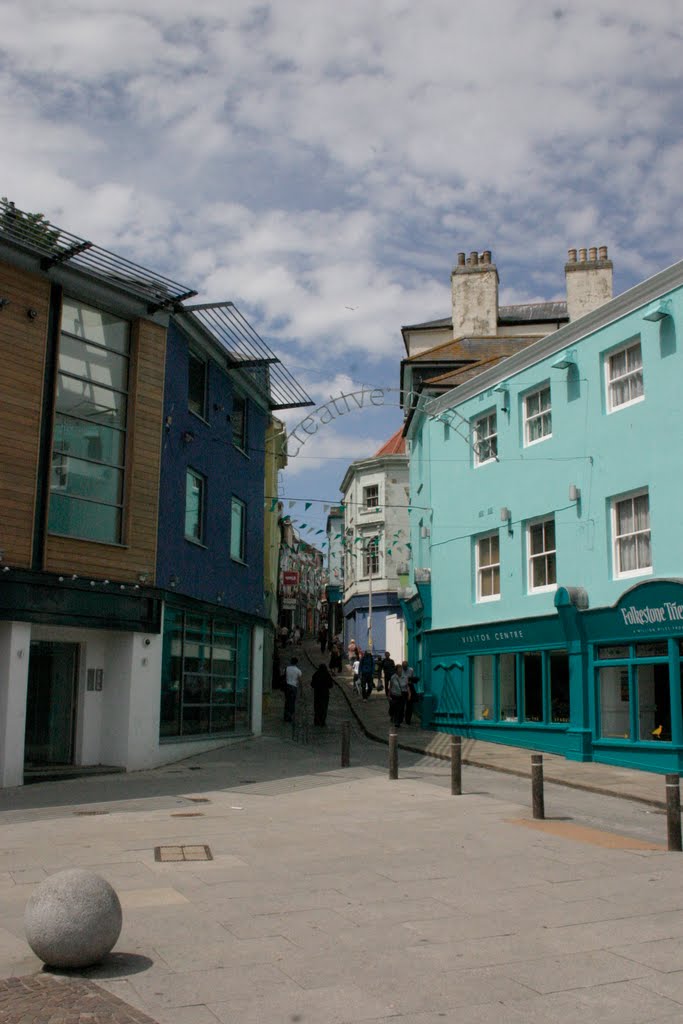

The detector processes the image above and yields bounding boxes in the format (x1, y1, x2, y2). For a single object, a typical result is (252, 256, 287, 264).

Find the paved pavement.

(1, 640, 683, 1022)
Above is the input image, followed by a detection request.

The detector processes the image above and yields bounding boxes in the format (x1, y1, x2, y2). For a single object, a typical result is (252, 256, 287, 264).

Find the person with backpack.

(388, 663, 407, 727)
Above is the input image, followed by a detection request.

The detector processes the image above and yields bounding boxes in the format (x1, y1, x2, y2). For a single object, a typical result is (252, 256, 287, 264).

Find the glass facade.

(470, 649, 569, 725)
(160, 609, 251, 739)
(48, 298, 130, 543)
(596, 641, 672, 742)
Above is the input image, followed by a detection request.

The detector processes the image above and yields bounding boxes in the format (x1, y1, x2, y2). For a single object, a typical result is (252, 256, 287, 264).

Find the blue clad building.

(405, 250, 683, 774)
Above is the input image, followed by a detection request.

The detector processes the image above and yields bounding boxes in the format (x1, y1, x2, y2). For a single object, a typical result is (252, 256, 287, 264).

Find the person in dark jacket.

(381, 652, 396, 696)
(311, 663, 334, 726)
(359, 650, 375, 700)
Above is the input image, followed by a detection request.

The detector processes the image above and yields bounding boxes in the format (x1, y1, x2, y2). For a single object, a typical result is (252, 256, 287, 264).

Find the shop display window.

(472, 655, 494, 719)
(499, 653, 517, 721)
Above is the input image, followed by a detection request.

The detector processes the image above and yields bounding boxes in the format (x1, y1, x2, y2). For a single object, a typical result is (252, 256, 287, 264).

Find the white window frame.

(473, 411, 497, 466)
(606, 339, 644, 413)
(611, 489, 652, 579)
(527, 516, 557, 593)
(362, 536, 380, 577)
(476, 532, 500, 602)
(524, 385, 552, 446)
(362, 484, 380, 511)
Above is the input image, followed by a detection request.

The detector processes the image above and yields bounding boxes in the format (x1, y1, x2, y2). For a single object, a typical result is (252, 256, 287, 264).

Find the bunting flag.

(316, 529, 324, 534)
(387, 548, 392, 555)
(270, 497, 278, 512)
(305, 501, 312, 510)
(335, 533, 342, 539)
(299, 523, 307, 529)
(288, 500, 295, 509)
(406, 542, 412, 549)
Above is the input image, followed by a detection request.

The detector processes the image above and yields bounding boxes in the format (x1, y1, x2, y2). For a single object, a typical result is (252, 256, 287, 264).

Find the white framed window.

(527, 517, 556, 592)
(362, 536, 380, 576)
(230, 496, 246, 562)
(473, 411, 497, 465)
(476, 532, 500, 601)
(362, 484, 379, 510)
(185, 468, 205, 543)
(606, 340, 643, 412)
(524, 385, 552, 445)
(612, 489, 651, 578)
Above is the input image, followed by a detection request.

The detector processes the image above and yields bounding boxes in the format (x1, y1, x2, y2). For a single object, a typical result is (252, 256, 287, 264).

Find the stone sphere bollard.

(25, 868, 122, 969)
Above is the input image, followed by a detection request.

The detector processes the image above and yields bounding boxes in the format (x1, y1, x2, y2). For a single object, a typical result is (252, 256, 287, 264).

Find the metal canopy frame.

(0, 199, 197, 311)
(184, 301, 313, 410)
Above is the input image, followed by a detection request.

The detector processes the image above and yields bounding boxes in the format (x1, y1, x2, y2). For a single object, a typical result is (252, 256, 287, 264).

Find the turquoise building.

(405, 254, 683, 774)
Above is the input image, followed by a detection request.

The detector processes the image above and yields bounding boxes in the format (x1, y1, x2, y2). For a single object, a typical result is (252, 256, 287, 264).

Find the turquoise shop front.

(423, 579, 683, 774)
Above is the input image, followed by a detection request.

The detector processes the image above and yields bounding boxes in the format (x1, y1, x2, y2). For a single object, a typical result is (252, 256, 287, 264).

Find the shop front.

(422, 579, 683, 774)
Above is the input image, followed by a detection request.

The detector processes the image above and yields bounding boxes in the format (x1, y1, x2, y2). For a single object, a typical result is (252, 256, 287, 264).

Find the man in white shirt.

(284, 657, 302, 723)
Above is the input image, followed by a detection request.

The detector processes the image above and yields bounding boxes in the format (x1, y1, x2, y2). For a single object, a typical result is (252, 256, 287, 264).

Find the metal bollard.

(389, 728, 398, 780)
(341, 721, 351, 768)
(531, 753, 545, 820)
(451, 735, 462, 795)
(666, 773, 682, 852)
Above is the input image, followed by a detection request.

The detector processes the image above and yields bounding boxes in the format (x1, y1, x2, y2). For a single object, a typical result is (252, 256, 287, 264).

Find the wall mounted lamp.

(494, 384, 510, 412)
(569, 483, 581, 502)
(642, 299, 672, 322)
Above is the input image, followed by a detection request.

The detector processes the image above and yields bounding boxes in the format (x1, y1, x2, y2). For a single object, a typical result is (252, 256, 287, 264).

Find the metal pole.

(531, 753, 545, 820)
(666, 773, 682, 852)
(341, 721, 351, 768)
(389, 727, 398, 779)
(367, 540, 373, 654)
(450, 735, 462, 795)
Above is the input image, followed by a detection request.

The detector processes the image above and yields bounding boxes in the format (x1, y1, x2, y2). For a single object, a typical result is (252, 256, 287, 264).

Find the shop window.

(637, 663, 671, 741)
(185, 469, 205, 542)
(473, 411, 497, 465)
(550, 651, 570, 722)
(48, 297, 130, 544)
(528, 517, 556, 591)
(160, 610, 251, 739)
(599, 665, 630, 738)
(524, 385, 552, 445)
(611, 490, 651, 578)
(472, 655, 494, 719)
(606, 339, 643, 412)
(188, 350, 208, 419)
(523, 652, 543, 721)
(476, 532, 500, 602)
(500, 653, 517, 721)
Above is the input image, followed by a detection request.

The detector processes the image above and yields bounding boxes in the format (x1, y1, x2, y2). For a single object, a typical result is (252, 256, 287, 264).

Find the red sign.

(283, 571, 299, 586)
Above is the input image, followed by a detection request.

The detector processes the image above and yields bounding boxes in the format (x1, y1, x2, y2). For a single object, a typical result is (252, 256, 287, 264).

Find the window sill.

(528, 584, 558, 595)
(607, 395, 644, 415)
(614, 566, 653, 581)
(184, 536, 208, 549)
(189, 409, 210, 426)
(474, 459, 497, 468)
(477, 594, 501, 604)
(233, 444, 249, 458)
(524, 434, 552, 448)
(231, 556, 248, 566)
(47, 531, 128, 549)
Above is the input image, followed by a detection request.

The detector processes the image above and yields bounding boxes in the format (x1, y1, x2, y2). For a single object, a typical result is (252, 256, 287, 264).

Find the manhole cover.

(73, 810, 109, 816)
(155, 844, 213, 862)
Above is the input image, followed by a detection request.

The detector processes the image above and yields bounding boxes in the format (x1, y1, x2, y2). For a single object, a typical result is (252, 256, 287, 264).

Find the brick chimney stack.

(451, 249, 499, 337)
(565, 245, 613, 321)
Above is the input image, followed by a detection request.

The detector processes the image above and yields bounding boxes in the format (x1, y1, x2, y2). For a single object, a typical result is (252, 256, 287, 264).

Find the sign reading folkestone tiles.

(583, 580, 683, 642)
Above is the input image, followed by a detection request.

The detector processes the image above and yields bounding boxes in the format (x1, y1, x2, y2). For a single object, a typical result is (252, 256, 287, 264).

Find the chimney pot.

(468, 251, 479, 266)
(457, 252, 466, 266)
(481, 250, 492, 265)
(567, 248, 577, 263)
(598, 245, 608, 260)
(578, 248, 587, 262)
(589, 246, 597, 262)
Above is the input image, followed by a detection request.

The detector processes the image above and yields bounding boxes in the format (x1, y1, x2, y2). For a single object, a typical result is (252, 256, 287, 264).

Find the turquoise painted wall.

(412, 283, 683, 632)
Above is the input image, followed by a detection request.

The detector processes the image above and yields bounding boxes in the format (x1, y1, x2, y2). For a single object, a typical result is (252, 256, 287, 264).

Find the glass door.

(24, 642, 79, 766)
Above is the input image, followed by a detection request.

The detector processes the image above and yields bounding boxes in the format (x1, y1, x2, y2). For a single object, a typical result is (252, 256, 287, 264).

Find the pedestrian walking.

(318, 624, 328, 653)
(293, 626, 302, 645)
(329, 641, 343, 674)
(283, 656, 302, 723)
(360, 649, 375, 700)
(381, 652, 396, 696)
(311, 663, 334, 726)
(402, 661, 418, 725)
(352, 655, 361, 696)
(388, 663, 406, 727)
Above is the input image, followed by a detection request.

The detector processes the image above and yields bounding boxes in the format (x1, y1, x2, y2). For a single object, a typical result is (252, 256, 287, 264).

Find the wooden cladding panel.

(45, 317, 167, 583)
(0, 263, 51, 567)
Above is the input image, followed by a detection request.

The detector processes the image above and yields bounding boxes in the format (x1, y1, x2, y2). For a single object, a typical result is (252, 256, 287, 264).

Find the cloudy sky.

(3, 0, 681, 538)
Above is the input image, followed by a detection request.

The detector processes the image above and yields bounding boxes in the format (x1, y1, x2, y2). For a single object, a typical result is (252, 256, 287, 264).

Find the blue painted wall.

(344, 591, 402, 656)
(157, 320, 266, 616)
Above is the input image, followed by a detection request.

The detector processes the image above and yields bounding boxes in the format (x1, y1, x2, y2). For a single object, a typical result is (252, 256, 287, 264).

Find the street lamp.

(364, 533, 381, 654)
